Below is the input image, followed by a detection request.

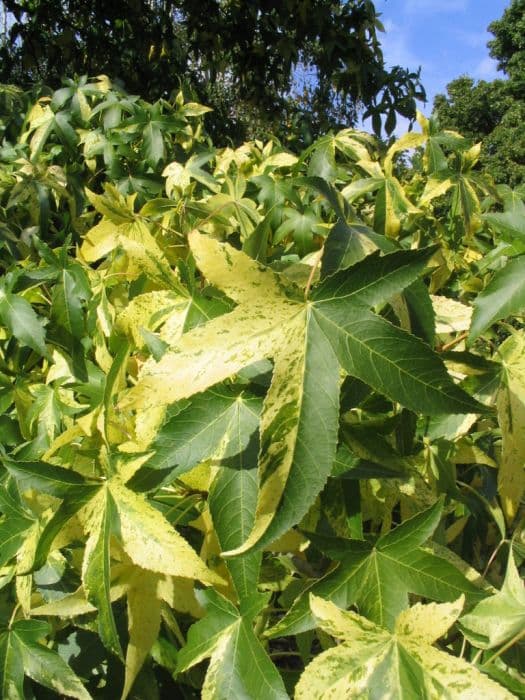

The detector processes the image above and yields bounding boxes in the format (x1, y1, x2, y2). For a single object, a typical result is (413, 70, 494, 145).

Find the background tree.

(433, 0, 525, 187)
(0, 0, 425, 145)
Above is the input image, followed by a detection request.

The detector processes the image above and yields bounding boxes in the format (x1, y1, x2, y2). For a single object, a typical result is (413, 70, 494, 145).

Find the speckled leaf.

(121, 569, 163, 700)
(495, 332, 525, 522)
(295, 596, 514, 699)
(0, 620, 90, 699)
(121, 231, 301, 410)
(108, 479, 220, 585)
(82, 488, 123, 659)
(177, 589, 287, 700)
(223, 312, 340, 556)
(268, 500, 485, 637)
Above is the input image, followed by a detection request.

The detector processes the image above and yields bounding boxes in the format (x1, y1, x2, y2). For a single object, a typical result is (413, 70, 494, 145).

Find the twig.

(481, 627, 525, 667)
(440, 331, 468, 352)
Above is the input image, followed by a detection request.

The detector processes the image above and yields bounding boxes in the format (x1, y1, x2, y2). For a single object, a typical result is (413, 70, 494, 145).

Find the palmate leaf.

(295, 596, 513, 699)
(268, 500, 485, 637)
(461, 549, 525, 650)
(0, 287, 49, 358)
(123, 232, 486, 555)
(33, 563, 198, 700)
(177, 589, 287, 700)
(468, 256, 525, 343)
(5, 458, 219, 659)
(0, 620, 90, 700)
(122, 232, 483, 554)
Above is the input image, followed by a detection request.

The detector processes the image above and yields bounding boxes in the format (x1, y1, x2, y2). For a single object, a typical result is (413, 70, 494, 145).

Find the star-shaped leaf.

(33, 562, 201, 700)
(460, 549, 525, 650)
(4, 457, 220, 659)
(268, 500, 486, 637)
(177, 589, 288, 700)
(123, 232, 486, 555)
(0, 619, 90, 700)
(295, 595, 513, 699)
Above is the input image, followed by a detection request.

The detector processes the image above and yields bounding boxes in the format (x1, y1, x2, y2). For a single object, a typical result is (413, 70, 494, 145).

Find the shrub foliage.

(0, 77, 524, 698)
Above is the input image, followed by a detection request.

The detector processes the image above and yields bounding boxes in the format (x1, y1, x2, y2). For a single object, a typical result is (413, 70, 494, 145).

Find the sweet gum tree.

(0, 77, 523, 698)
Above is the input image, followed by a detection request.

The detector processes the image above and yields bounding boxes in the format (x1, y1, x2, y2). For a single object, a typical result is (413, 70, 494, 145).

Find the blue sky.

(373, 0, 509, 129)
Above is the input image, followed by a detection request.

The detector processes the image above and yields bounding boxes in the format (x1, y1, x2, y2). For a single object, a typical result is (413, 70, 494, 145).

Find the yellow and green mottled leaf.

(108, 478, 220, 585)
(295, 596, 514, 699)
(496, 332, 525, 522)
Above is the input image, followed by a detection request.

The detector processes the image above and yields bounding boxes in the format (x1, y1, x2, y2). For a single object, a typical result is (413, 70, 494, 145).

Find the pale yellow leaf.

(16, 523, 40, 615)
(115, 290, 184, 346)
(431, 295, 473, 334)
(121, 232, 301, 410)
(108, 479, 221, 585)
(297, 596, 514, 699)
(420, 177, 454, 205)
(121, 570, 162, 700)
(224, 315, 308, 554)
(395, 597, 464, 644)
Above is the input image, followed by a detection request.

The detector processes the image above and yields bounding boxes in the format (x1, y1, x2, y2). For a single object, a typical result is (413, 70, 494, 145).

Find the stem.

(9, 603, 20, 627)
(481, 627, 525, 668)
(482, 539, 507, 580)
(459, 636, 467, 659)
(304, 248, 323, 299)
(440, 331, 468, 352)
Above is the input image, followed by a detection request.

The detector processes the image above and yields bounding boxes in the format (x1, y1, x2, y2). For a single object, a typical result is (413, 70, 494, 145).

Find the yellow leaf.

(395, 597, 464, 644)
(121, 569, 162, 700)
(121, 231, 301, 410)
(108, 479, 221, 585)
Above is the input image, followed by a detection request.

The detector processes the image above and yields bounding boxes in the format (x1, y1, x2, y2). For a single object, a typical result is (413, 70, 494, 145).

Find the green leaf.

(124, 234, 485, 555)
(143, 121, 165, 167)
(484, 197, 525, 243)
(269, 500, 485, 636)
(312, 309, 484, 417)
(3, 458, 93, 498)
(320, 219, 378, 280)
(0, 288, 49, 358)
(51, 265, 90, 340)
(132, 386, 260, 490)
(461, 549, 525, 650)
(177, 590, 288, 700)
(295, 596, 513, 699)
(468, 256, 525, 343)
(0, 620, 90, 699)
(208, 391, 263, 603)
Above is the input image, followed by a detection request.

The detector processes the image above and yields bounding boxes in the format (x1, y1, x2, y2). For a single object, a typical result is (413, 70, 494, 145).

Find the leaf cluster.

(0, 78, 523, 698)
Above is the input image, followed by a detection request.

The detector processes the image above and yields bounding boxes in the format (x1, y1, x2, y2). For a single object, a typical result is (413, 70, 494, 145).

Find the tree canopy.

(0, 0, 425, 144)
(433, 0, 525, 187)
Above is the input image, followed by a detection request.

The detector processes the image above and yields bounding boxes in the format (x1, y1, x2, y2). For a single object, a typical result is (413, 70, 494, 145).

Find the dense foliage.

(0, 0, 425, 144)
(0, 77, 524, 698)
(433, 0, 525, 186)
